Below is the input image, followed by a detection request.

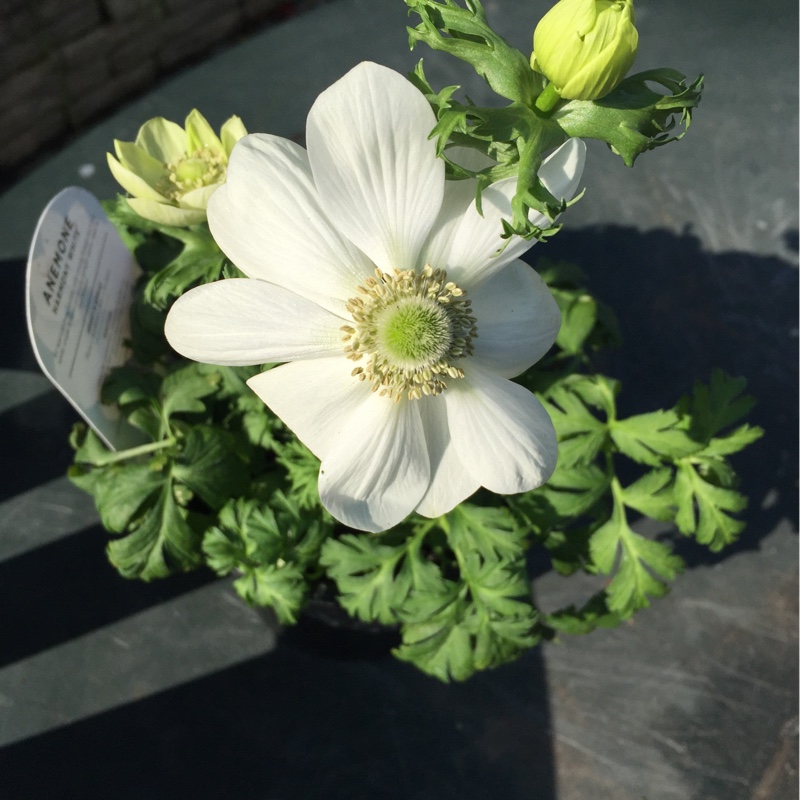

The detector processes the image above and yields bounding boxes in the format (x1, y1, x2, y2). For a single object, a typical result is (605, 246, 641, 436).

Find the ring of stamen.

(341, 265, 478, 401)
(156, 146, 226, 201)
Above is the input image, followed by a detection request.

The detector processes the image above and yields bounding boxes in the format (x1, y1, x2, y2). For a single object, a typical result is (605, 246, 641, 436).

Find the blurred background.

(0, 1, 797, 798)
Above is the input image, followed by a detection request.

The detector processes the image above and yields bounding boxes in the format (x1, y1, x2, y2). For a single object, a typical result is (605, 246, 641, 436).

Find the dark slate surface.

(0, 1, 796, 798)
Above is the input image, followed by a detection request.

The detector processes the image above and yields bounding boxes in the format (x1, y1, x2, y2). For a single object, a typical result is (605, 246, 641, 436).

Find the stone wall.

(0, 0, 323, 175)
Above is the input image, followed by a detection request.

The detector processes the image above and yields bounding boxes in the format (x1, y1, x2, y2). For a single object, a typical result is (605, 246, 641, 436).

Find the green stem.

(534, 82, 562, 113)
(102, 436, 177, 464)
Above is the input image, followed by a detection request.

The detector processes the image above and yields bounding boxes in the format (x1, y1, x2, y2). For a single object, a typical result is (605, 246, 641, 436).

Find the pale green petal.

(135, 117, 187, 162)
(179, 183, 222, 210)
(107, 152, 169, 202)
(127, 196, 206, 226)
(113, 140, 167, 186)
(220, 115, 248, 157)
(185, 109, 223, 155)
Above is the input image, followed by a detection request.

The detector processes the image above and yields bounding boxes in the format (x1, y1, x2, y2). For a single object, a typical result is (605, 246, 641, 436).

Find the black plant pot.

(271, 581, 401, 661)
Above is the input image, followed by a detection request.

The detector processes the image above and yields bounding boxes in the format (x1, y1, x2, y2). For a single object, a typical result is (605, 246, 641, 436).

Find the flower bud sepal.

(553, 68, 704, 167)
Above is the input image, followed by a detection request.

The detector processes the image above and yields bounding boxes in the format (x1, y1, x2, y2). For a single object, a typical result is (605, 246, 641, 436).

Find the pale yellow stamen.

(341, 265, 478, 402)
(157, 146, 226, 200)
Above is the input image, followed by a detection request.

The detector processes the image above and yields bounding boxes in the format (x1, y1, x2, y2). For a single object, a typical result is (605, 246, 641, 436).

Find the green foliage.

(321, 506, 540, 681)
(405, 0, 542, 105)
(405, 6, 703, 243)
(203, 496, 332, 623)
(589, 479, 684, 616)
(80, 191, 765, 679)
(70, 359, 275, 581)
(396, 506, 539, 681)
(274, 439, 324, 511)
(555, 70, 704, 167)
(72, 9, 754, 682)
(105, 196, 228, 308)
(520, 363, 762, 628)
(610, 409, 702, 466)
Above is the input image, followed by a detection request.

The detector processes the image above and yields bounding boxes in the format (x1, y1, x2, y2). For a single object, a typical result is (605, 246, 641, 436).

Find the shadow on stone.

(0, 525, 215, 669)
(0, 642, 557, 800)
(534, 225, 798, 567)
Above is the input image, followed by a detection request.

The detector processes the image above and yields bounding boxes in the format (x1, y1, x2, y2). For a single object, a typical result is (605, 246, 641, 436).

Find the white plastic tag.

(26, 187, 143, 451)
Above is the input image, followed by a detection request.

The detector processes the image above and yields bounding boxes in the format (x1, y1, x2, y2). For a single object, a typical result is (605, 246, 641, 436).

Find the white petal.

(164, 279, 343, 366)
(539, 137, 586, 210)
(319, 395, 430, 532)
(414, 396, 480, 518)
(247, 358, 370, 459)
(470, 260, 561, 378)
(447, 364, 558, 494)
(422, 138, 587, 289)
(421, 174, 523, 287)
(306, 62, 444, 273)
(207, 134, 374, 315)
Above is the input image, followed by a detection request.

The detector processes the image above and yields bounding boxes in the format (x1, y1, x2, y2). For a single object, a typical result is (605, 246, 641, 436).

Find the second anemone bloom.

(165, 62, 586, 532)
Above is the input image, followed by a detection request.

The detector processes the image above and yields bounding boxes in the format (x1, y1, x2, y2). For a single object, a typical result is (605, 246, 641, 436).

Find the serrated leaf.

(565, 374, 619, 417)
(396, 564, 538, 682)
(552, 288, 597, 355)
(555, 69, 703, 167)
(234, 563, 306, 624)
(172, 425, 248, 510)
(269, 490, 332, 566)
(621, 468, 676, 522)
(69, 460, 165, 533)
(590, 487, 683, 616)
(405, 0, 541, 105)
(160, 364, 219, 423)
(543, 592, 622, 636)
(395, 588, 474, 682)
(674, 462, 748, 551)
(275, 438, 322, 511)
(696, 424, 764, 458)
(106, 481, 202, 580)
(539, 462, 610, 517)
(685, 369, 757, 441)
(444, 504, 525, 563)
(320, 534, 411, 624)
(605, 536, 682, 615)
(142, 226, 227, 309)
(540, 382, 608, 467)
(458, 552, 536, 625)
(611, 409, 702, 466)
(202, 524, 247, 575)
(204, 498, 284, 570)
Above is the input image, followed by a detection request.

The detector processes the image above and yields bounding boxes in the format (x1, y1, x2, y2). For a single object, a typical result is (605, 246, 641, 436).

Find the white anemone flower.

(165, 62, 586, 533)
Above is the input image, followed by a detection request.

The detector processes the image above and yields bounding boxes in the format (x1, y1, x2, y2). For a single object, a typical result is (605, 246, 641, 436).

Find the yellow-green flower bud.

(107, 110, 247, 227)
(532, 0, 638, 103)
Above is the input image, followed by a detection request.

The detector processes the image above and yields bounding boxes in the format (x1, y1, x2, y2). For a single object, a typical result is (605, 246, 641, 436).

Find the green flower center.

(376, 297, 452, 369)
(157, 146, 226, 200)
(341, 265, 478, 401)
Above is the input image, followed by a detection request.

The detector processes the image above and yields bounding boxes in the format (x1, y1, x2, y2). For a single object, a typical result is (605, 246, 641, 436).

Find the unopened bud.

(532, 0, 638, 102)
